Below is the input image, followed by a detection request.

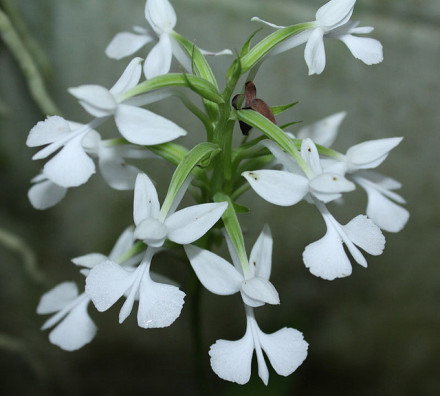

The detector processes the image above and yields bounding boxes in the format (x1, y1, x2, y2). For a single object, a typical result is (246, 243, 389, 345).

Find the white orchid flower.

(253, 0, 383, 75)
(243, 138, 355, 206)
(28, 173, 67, 210)
(68, 57, 186, 145)
(185, 225, 279, 307)
(105, 0, 232, 79)
(209, 306, 308, 385)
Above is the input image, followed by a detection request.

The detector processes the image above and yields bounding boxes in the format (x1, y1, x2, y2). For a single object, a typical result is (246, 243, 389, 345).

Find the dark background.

(1, 0, 439, 395)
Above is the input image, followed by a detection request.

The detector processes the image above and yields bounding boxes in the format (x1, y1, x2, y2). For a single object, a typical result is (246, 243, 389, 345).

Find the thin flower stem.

(0, 9, 60, 115)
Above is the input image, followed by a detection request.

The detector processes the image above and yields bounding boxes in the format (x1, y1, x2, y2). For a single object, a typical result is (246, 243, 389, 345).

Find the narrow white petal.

(170, 36, 192, 72)
(137, 273, 185, 328)
(115, 104, 186, 145)
(339, 35, 383, 65)
(68, 85, 117, 117)
(309, 173, 355, 195)
(271, 30, 312, 56)
(304, 28, 326, 75)
(250, 16, 286, 29)
(105, 32, 153, 60)
(28, 179, 67, 210)
(85, 260, 136, 311)
(297, 111, 346, 147)
(110, 57, 143, 97)
(301, 138, 322, 175)
(262, 140, 302, 174)
(143, 34, 173, 79)
(165, 202, 228, 244)
(198, 47, 233, 56)
(241, 277, 280, 305)
(316, 0, 356, 28)
(48, 297, 97, 351)
(209, 326, 254, 385)
(343, 215, 385, 255)
(259, 327, 308, 377)
(249, 225, 273, 280)
(43, 135, 95, 188)
(26, 116, 71, 147)
(303, 219, 352, 280)
(133, 173, 161, 225)
(37, 282, 78, 314)
(145, 0, 177, 34)
(134, 217, 168, 247)
(242, 170, 309, 206)
(71, 253, 108, 269)
(109, 227, 135, 261)
(184, 245, 242, 295)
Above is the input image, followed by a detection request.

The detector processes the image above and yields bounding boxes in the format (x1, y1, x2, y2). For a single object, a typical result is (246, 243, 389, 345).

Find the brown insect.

(232, 81, 276, 135)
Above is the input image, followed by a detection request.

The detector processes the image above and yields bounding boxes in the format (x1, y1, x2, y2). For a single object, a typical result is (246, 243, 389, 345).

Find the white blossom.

(253, 0, 383, 75)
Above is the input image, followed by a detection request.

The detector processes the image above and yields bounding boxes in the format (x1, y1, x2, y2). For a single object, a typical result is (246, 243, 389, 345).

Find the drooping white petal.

(316, 0, 356, 28)
(26, 116, 71, 147)
(133, 173, 161, 225)
(145, 0, 177, 34)
(303, 218, 352, 280)
(48, 297, 97, 351)
(184, 244, 242, 295)
(165, 202, 228, 244)
(343, 215, 385, 255)
(339, 35, 383, 65)
(134, 217, 168, 247)
(249, 225, 272, 280)
(71, 253, 108, 269)
(262, 140, 302, 174)
(37, 282, 78, 314)
(242, 170, 309, 206)
(259, 327, 308, 377)
(115, 104, 186, 145)
(43, 134, 95, 187)
(250, 16, 286, 29)
(169, 36, 192, 73)
(209, 326, 254, 385)
(271, 30, 312, 56)
(297, 112, 346, 147)
(85, 260, 137, 311)
(68, 85, 117, 117)
(137, 272, 185, 328)
(110, 57, 143, 97)
(304, 27, 326, 75)
(28, 179, 67, 210)
(105, 32, 154, 60)
(143, 34, 173, 79)
(241, 277, 280, 305)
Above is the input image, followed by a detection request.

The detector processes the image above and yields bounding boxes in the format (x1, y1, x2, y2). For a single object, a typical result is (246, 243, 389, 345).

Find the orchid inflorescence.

(30, 0, 409, 386)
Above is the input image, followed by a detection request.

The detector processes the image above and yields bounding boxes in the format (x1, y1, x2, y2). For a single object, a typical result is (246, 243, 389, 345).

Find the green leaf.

(280, 120, 302, 129)
(271, 101, 298, 115)
(160, 143, 221, 217)
(120, 73, 224, 104)
(213, 193, 249, 270)
(240, 28, 263, 57)
(241, 22, 313, 73)
(147, 141, 189, 166)
(232, 201, 250, 214)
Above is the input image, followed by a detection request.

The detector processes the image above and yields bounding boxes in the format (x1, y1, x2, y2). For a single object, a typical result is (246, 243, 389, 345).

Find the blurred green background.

(1, 0, 439, 395)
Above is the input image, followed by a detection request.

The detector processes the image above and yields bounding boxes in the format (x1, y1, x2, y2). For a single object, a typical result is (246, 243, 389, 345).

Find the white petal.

(105, 32, 153, 60)
(343, 215, 385, 255)
(37, 282, 78, 314)
(250, 16, 286, 29)
(249, 225, 273, 280)
(133, 173, 161, 225)
(262, 140, 302, 174)
(28, 179, 67, 210)
(316, 0, 356, 28)
(109, 226, 135, 261)
(346, 137, 403, 170)
(303, 219, 352, 280)
(271, 30, 312, 56)
(339, 35, 383, 65)
(199, 47, 233, 57)
(301, 138, 322, 175)
(209, 327, 254, 385)
(169, 36, 192, 73)
(85, 260, 136, 311)
(48, 297, 97, 351)
(71, 253, 108, 269)
(134, 217, 168, 247)
(184, 244, 242, 295)
(304, 28, 326, 75)
(143, 34, 173, 79)
(68, 85, 117, 117)
(145, 0, 176, 34)
(309, 173, 355, 195)
(137, 273, 185, 328)
(43, 135, 95, 188)
(26, 116, 71, 147)
(241, 277, 280, 305)
(115, 104, 186, 145)
(297, 112, 346, 147)
(165, 202, 228, 244)
(259, 327, 308, 377)
(110, 57, 143, 97)
(243, 170, 309, 206)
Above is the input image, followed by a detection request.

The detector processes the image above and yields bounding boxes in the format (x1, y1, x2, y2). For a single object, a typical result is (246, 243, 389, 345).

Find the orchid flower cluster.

(30, 0, 408, 387)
